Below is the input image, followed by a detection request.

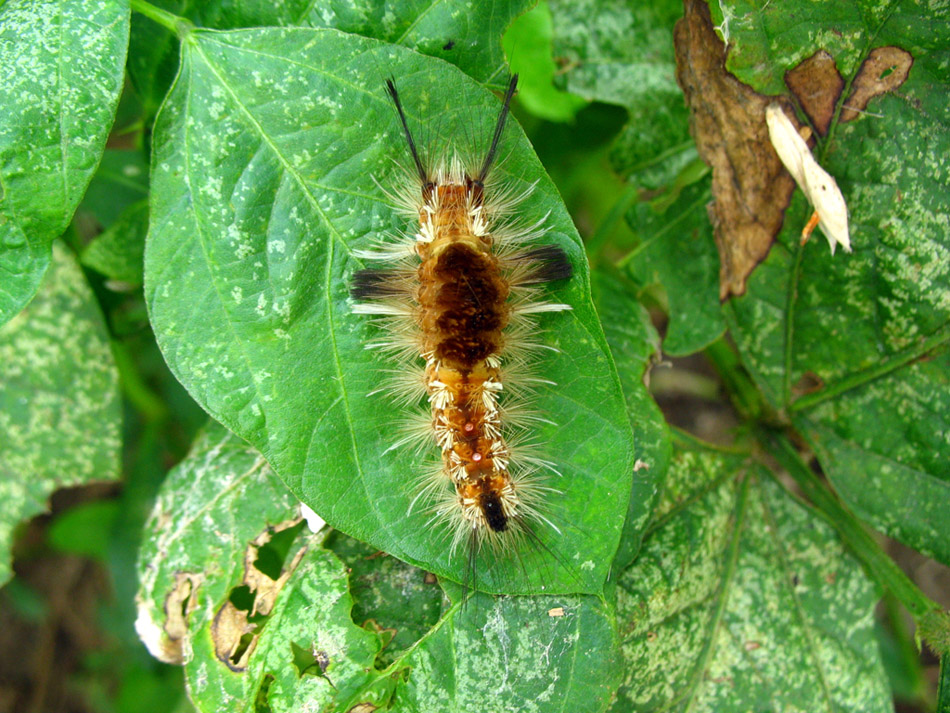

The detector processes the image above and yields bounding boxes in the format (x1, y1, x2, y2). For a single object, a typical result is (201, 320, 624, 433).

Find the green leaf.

(550, 0, 724, 356)
(82, 200, 149, 285)
(0, 243, 121, 586)
(137, 421, 622, 713)
(591, 269, 670, 570)
(47, 499, 121, 559)
(549, 0, 692, 187)
(611, 442, 890, 712)
(293, 0, 534, 88)
(144, 28, 634, 595)
(720, 0, 950, 564)
(502, 2, 588, 123)
(323, 532, 444, 668)
(128, 0, 531, 115)
(0, 0, 130, 325)
(619, 181, 725, 356)
(709, 0, 937, 98)
(794, 351, 950, 565)
(549, 0, 682, 108)
(391, 592, 621, 713)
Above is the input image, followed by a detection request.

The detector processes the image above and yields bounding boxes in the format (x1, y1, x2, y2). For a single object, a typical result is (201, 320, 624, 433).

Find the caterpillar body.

(351, 75, 573, 564)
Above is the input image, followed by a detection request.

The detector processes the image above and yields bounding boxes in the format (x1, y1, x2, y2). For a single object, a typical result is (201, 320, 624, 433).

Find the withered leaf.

(674, 0, 796, 299)
(784, 50, 844, 135)
(841, 46, 913, 122)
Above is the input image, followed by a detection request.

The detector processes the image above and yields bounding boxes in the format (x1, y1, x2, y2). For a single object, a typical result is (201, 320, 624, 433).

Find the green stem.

(112, 340, 168, 422)
(130, 0, 191, 36)
(938, 654, 950, 713)
(782, 239, 805, 406)
(790, 321, 950, 412)
(586, 182, 638, 264)
(763, 430, 941, 624)
(882, 592, 934, 709)
(704, 337, 763, 421)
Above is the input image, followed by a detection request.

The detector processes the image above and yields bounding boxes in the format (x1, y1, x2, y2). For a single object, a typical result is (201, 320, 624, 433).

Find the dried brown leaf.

(784, 50, 844, 135)
(674, 0, 795, 299)
(842, 46, 913, 122)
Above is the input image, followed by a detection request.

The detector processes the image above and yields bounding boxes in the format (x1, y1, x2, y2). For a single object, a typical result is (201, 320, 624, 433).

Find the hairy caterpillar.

(350, 75, 573, 567)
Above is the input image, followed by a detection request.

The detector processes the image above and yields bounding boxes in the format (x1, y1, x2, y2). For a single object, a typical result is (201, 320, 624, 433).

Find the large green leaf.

(618, 181, 725, 357)
(137, 421, 622, 713)
(591, 269, 670, 570)
(0, 244, 121, 586)
(718, 0, 950, 564)
(610, 441, 890, 712)
(128, 0, 531, 114)
(144, 28, 634, 594)
(0, 0, 129, 325)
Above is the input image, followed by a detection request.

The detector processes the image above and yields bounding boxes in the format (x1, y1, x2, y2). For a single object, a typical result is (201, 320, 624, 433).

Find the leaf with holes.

(136, 421, 623, 713)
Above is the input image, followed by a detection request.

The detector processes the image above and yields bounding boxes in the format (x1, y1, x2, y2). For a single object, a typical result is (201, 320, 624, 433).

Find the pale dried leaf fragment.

(841, 46, 913, 122)
(211, 519, 307, 671)
(134, 572, 203, 665)
(765, 104, 851, 254)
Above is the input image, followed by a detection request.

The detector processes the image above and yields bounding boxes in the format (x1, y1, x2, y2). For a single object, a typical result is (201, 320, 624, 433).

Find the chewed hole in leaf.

(290, 641, 336, 688)
(254, 520, 306, 579)
(213, 599, 259, 671)
(211, 520, 309, 671)
(323, 532, 444, 668)
(254, 673, 275, 713)
(228, 584, 256, 613)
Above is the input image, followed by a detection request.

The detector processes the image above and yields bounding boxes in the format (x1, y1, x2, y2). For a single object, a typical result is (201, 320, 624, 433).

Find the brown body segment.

(416, 181, 516, 533)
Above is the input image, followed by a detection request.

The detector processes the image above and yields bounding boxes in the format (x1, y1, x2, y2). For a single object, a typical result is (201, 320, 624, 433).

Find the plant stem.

(938, 654, 950, 713)
(790, 321, 950, 412)
(129, 0, 191, 35)
(112, 340, 168, 422)
(881, 592, 934, 709)
(587, 182, 639, 265)
(782, 238, 805, 406)
(763, 430, 941, 625)
(704, 337, 762, 421)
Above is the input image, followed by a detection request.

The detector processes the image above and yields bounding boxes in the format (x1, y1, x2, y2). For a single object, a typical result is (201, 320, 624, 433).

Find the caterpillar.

(350, 75, 573, 566)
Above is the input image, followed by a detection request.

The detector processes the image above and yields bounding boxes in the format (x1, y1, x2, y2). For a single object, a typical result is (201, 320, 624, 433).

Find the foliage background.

(0, 0, 948, 711)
